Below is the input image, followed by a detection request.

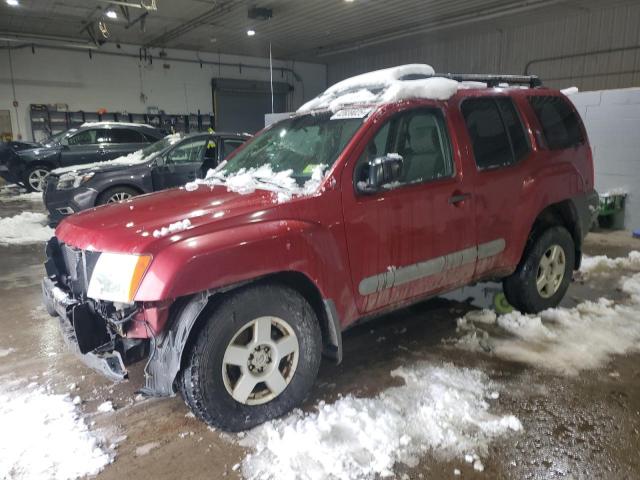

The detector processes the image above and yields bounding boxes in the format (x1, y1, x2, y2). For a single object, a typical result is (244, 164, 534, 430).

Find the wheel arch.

(96, 183, 145, 205)
(141, 270, 342, 397)
(529, 199, 582, 269)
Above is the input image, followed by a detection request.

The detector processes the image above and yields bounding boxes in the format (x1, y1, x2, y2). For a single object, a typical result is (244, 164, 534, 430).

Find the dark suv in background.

(44, 132, 249, 224)
(1, 122, 163, 191)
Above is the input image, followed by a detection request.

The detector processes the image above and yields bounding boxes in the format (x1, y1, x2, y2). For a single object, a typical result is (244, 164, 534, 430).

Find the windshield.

(218, 113, 362, 185)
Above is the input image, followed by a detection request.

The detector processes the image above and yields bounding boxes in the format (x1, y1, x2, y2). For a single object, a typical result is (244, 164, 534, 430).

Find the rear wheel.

(96, 186, 139, 205)
(23, 165, 51, 192)
(179, 284, 322, 431)
(503, 226, 575, 314)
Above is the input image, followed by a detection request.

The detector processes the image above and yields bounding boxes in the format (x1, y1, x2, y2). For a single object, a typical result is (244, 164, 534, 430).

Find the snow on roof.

(298, 64, 462, 114)
(80, 121, 155, 129)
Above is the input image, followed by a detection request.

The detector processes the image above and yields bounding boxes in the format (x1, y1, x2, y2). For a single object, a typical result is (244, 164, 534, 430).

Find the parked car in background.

(2, 122, 163, 192)
(0, 139, 42, 184)
(42, 65, 598, 431)
(44, 132, 249, 225)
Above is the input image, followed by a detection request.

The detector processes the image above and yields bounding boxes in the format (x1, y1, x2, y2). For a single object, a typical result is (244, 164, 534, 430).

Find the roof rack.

(435, 73, 543, 88)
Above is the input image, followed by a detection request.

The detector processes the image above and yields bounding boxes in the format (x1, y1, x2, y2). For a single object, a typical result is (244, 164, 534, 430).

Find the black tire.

(96, 186, 139, 205)
(179, 284, 322, 431)
(22, 164, 51, 192)
(503, 226, 575, 314)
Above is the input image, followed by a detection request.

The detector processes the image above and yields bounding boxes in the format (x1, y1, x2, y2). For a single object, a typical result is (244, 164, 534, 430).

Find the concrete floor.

(1, 190, 639, 479)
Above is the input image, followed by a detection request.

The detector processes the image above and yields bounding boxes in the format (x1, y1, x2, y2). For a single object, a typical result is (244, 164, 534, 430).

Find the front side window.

(462, 97, 529, 170)
(355, 108, 454, 188)
(528, 95, 584, 150)
(166, 138, 207, 164)
(103, 128, 145, 144)
(218, 113, 362, 185)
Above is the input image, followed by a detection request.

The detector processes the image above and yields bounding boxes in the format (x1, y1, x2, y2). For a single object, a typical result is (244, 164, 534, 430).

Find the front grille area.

(48, 239, 101, 299)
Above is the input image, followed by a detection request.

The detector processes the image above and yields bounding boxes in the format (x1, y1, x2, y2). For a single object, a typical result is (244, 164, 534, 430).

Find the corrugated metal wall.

(327, 3, 640, 91)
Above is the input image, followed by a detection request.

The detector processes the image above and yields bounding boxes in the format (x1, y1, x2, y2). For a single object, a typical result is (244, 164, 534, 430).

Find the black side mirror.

(357, 154, 404, 194)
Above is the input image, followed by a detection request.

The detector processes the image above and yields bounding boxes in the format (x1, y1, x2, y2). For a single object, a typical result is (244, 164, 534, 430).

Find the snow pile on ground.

(240, 363, 521, 480)
(578, 251, 640, 278)
(152, 218, 191, 238)
(298, 64, 463, 113)
(0, 212, 53, 245)
(0, 381, 113, 479)
(454, 272, 640, 375)
(186, 163, 328, 203)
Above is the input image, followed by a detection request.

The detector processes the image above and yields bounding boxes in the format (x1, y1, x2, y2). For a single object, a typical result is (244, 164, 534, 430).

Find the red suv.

(42, 65, 598, 430)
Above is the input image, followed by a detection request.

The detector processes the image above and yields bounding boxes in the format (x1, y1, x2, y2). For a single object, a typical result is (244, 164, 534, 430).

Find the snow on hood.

(298, 64, 463, 113)
(52, 133, 182, 175)
(185, 163, 328, 204)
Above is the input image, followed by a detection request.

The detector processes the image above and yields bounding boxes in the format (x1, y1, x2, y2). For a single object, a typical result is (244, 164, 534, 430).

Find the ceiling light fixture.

(106, 10, 118, 19)
(247, 29, 256, 37)
(6, 0, 19, 6)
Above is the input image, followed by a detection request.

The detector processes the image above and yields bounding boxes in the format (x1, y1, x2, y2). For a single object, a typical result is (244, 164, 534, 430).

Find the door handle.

(449, 192, 472, 205)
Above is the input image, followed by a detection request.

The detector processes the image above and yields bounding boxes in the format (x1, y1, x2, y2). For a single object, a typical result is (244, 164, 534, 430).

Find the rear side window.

(528, 96, 584, 150)
(101, 128, 145, 144)
(461, 97, 530, 170)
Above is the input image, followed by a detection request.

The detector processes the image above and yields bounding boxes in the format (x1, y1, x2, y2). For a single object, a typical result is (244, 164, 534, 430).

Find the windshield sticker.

(302, 164, 322, 175)
(330, 107, 373, 120)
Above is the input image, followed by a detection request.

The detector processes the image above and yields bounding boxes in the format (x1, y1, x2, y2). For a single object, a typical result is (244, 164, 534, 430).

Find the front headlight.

(57, 172, 95, 190)
(87, 253, 152, 303)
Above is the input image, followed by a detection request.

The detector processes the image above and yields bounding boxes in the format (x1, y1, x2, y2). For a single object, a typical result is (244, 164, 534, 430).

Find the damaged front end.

(41, 237, 154, 383)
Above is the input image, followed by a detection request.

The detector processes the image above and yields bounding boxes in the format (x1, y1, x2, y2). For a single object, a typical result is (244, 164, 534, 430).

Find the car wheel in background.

(503, 226, 575, 314)
(96, 186, 140, 205)
(23, 165, 51, 192)
(179, 284, 322, 431)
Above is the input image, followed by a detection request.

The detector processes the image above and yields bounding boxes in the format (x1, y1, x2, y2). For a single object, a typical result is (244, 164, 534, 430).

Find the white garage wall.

(0, 43, 327, 140)
(569, 88, 640, 231)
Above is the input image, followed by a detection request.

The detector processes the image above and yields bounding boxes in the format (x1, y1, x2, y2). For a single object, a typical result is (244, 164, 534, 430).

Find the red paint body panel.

(54, 87, 595, 336)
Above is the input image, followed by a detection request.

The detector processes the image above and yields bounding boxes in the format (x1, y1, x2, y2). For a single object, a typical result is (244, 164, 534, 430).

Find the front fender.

(135, 219, 351, 308)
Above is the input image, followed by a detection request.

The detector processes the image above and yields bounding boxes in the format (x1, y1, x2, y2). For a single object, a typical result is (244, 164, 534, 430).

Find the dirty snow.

(187, 163, 328, 203)
(135, 442, 160, 457)
(97, 401, 114, 413)
(240, 363, 520, 480)
(152, 218, 192, 238)
(0, 191, 43, 203)
(0, 381, 113, 479)
(0, 212, 53, 245)
(578, 251, 640, 278)
(454, 268, 640, 375)
(0, 348, 15, 357)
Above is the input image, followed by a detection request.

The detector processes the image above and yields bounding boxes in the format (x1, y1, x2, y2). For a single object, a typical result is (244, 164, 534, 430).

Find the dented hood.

(55, 184, 286, 254)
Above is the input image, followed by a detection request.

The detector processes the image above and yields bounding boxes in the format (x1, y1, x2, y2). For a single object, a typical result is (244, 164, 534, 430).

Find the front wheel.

(503, 226, 575, 314)
(179, 284, 322, 431)
(23, 165, 51, 192)
(96, 186, 139, 205)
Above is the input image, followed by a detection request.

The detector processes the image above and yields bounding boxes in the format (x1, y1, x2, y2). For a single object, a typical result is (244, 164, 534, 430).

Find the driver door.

(151, 137, 207, 190)
(341, 106, 476, 314)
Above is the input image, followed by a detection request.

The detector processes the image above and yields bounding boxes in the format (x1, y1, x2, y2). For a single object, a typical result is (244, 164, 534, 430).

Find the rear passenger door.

(459, 96, 532, 278)
(342, 106, 477, 314)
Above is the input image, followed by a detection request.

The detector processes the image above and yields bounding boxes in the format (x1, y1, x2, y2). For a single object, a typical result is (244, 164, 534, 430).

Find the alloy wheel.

(28, 169, 49, 192)
(222, 316, 299, 405)
(536, 244, 566, 298)
(107, 192, 133, 203)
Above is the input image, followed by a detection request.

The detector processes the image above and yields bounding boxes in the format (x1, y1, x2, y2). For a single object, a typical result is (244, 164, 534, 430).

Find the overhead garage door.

(213, 79, 291, 133)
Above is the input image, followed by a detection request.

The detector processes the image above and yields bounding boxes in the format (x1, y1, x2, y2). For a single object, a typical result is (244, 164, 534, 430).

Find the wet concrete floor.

(1, 190, 639, 479)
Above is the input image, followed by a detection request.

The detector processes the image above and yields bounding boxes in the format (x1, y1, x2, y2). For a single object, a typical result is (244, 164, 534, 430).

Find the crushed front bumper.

(41, 276, 128, 382)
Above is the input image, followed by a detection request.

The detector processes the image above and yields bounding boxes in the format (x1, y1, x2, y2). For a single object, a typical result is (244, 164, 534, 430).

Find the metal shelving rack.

(29, 104, 216, 142)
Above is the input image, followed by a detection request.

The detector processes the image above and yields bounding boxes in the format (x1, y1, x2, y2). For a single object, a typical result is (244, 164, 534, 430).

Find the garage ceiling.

(0, 0, 637, 61)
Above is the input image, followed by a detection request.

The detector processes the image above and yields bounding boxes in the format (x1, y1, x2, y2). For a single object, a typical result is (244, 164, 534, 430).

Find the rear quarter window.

(528, 95, 584, 150)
